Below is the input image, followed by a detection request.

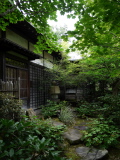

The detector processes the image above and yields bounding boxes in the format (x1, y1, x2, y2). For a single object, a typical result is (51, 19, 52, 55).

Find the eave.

(0, 38, 41, 60)
(8, 20, 39, 43)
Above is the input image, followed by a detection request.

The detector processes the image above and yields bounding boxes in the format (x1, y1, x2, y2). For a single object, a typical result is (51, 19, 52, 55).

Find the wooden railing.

(0, 77, 20, 99)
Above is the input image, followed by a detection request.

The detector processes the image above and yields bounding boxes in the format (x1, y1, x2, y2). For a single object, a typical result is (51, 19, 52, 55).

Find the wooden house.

(0, 20, 61, 110)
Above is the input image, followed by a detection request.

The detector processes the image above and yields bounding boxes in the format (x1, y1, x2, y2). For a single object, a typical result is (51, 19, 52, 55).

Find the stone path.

(63, 129, 83, 145)
(76, 147, 108, 160)
(27, 108, 108, 160)
(52, 119, 108, 160)
(27, 108, 119, 160)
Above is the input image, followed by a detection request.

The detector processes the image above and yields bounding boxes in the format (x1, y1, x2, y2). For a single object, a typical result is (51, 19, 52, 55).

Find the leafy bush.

(97, 94, 120, 124)
(0, 118, 67, 160)
(82, 118, 120, 149)
(76, 100, 101, 118)
(76, 94, 120, 124)
(41, 100, 70, 118)
(0, 93, 23, 121)
(59, 106, 75, 125)
(41, 100, 61, 118)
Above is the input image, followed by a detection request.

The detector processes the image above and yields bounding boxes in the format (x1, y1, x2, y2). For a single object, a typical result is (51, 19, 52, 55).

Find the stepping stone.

(52, 121, 64, 126)
(76, 146, 108, 160)
(63, 129, 83, 145)
(74, 126, 88, 130)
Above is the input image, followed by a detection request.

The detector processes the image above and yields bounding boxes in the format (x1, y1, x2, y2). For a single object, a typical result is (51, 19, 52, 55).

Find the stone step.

(51, 118, 108, 160)
(63, 129, 83, 145)
(76, 146, 108, 160)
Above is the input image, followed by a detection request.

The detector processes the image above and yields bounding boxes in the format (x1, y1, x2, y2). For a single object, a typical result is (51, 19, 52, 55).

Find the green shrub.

(97, 94, 120, 124)
(82, 118, 120, 149)
(0, 118, 67, 160)
(76, 100, 101, 118)
(0, 93, 23, 121)
(76, 94, 120, 124)
(41, 100, 61, 118)
(59, 106, 75, 125)
(41, 100, 70, 118)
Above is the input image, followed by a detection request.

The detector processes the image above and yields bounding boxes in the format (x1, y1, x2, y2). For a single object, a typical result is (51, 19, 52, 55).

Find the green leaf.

(9, 148, 14, 157)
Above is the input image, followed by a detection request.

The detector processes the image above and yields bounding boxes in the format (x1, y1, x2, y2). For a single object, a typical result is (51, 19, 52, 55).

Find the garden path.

(27, 108, 120, 160)
(52, 118, 108, 160)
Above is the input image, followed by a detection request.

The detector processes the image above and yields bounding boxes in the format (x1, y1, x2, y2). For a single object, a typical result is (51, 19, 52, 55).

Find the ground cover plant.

(76, 100, 101, 118)
(41, 100, 75, 126)
(0, 94, 69, 160)
(82, 118, 120, 149)
(97, 94, 120, 124)
(76, 94, 120, 124)
(76, 94, 120, 150)
(0, 117, 68, 160)
(41, 100, 61, 118)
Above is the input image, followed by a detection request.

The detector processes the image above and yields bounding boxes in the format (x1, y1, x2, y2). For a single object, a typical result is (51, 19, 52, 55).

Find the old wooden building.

(0, 20, 61, 110)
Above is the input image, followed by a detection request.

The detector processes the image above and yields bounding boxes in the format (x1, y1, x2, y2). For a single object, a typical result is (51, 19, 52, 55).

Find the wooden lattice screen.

(30, 62, 52, 109)
(44, 69, 52, 103)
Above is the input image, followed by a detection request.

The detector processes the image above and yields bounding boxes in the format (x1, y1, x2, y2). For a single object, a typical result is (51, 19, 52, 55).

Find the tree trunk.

(112, 79, 120, 95)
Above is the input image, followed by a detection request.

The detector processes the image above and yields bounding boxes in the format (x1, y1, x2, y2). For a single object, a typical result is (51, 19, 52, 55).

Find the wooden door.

(19, 69, 28, 98)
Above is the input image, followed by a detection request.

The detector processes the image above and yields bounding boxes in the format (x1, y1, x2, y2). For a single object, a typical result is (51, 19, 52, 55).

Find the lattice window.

(30, 62, 52, 109)
(30, 63, 44, 109)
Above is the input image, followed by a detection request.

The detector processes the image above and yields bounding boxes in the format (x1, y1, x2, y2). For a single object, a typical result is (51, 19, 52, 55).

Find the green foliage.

(0, 93, 23, 121)
(79, 55, 120, 82)
(77, 94, 120, 124)
(76, 100, 101, 118)
(49, 58, 85, 87)
(67, 0, 120, 55)
(41, 100, 61, 118)
(0, 0, 78, 53)
(97, 94, 120, 124)
(41, 100, 70, 118)
(1, 0, 120, 66)
(82, 118, 120, 149)
(59, 106, 75, 126)
(41, 100, 75, 125)
(0, 118, 67, 160)
(77, 94, 120, 150)
(52, 0, 120, 95)
(41, 99, 75, 125)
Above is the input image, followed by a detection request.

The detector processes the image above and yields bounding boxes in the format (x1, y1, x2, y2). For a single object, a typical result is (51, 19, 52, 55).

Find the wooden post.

(18, 77, 20, 100)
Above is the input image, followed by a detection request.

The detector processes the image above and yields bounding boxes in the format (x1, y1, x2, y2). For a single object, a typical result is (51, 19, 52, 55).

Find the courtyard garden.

(1, 0, 120, 160)
(0, 93, 120, 160)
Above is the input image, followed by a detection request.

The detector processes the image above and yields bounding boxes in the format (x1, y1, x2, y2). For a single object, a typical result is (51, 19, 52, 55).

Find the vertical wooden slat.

(18, 77, 20, 100)
(0, 79, 19, 98)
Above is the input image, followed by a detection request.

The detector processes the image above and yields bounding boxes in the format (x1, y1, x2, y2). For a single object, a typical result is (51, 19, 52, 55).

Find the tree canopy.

(1, 0, 120, 94)
(1, 0, 120, 53)
(0, 0, 77, 53)
(66, 0, 120, 55)
(62, 0, 120, 95)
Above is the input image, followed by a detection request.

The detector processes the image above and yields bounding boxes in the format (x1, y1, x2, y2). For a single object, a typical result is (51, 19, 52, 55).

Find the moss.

(64, 144, 83, 160)
(108, 147, 120, 160)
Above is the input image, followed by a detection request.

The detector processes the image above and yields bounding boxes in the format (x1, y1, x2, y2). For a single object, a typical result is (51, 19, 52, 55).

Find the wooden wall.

(0, 52, 5, 81)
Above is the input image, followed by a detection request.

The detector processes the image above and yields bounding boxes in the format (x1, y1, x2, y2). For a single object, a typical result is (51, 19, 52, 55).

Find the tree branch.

(98, 44, 120, 51)
(0, 0, 56, 17)
(110, 32, 120, 39)
(0, 0, 20, 16)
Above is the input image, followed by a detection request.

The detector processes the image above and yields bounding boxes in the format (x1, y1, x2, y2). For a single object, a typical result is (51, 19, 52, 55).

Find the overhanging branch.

(0, 0, 20, 16)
